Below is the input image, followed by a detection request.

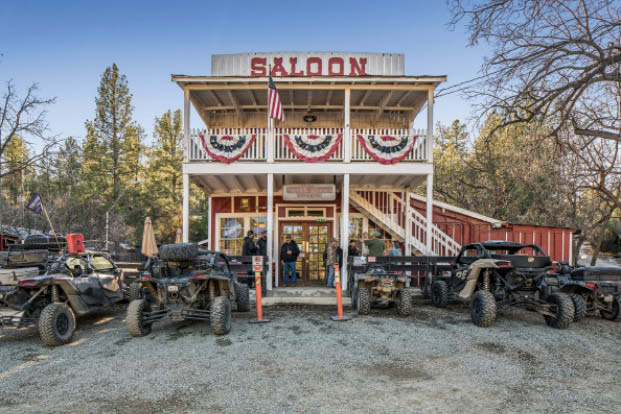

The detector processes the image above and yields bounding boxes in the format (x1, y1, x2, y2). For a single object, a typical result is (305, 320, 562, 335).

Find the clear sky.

(1, 0, 489, 144)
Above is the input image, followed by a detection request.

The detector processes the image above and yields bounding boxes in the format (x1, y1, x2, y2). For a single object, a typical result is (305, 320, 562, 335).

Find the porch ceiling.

(190, 173, 427, 194)
(172, 75, 445, 128)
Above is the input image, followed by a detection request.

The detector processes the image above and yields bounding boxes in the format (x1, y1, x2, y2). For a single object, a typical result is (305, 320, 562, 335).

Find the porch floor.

(249, 287, 422, 306)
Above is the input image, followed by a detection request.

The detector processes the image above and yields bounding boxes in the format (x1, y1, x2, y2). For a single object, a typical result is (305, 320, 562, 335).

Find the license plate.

(167, 285, 179, 292)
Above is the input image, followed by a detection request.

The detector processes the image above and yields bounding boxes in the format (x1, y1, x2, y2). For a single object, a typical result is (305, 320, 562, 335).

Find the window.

(220, 218, 244, 255)
(306, 209, 325, 217)
(349, 217, 363, 239)
(251, 216, 267, 236)
(287, 209, 306, 217)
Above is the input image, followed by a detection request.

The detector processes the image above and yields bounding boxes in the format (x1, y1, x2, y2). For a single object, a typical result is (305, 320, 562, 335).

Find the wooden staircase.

(349, 190, 461, 256)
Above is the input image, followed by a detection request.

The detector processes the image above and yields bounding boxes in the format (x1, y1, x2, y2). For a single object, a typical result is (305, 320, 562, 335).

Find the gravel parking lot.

(0, 297, 619, 414)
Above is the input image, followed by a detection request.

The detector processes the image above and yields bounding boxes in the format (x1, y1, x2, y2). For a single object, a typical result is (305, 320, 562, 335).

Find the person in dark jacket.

(256, 233, 267, 256)
(242, 231, 257, 256)
(280, 234, 300, 286)
(348, 240, 360, 257)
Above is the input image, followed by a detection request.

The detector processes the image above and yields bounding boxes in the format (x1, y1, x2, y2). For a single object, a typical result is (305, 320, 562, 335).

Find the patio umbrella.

(141, 217, 159, 258)
(175, 228, 182, 243)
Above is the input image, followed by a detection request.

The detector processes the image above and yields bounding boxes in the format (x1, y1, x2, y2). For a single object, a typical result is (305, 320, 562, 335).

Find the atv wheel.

(356, 288, 370, 315)
(471, 290, 496, 328)
(159, 243, 199, 262)
(39, 303, 76, 346)
(397, 288, 412, 316)
(544, 293, 575, 329)
(431, 280, 449, 308)
(129, 283, 143, 301)
(211, 296, 232, 335)
(570, 294, 587, 322)
(126, 299, 152, 337)
(600, 296, 620, 321)
(235, 283, 250, 312)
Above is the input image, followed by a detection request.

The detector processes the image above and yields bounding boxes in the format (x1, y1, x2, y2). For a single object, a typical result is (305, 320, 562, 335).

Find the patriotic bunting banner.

(199, 134, 256, 163)
(356, 134, 417, 164)
(283, 133, 343, 162)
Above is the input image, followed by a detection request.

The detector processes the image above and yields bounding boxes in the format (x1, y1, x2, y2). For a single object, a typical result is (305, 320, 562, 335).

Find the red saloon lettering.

(250, 56, 367, 77)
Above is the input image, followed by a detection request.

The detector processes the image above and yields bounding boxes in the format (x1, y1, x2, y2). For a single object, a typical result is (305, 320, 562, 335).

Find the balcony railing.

(187, 127, 429, 163)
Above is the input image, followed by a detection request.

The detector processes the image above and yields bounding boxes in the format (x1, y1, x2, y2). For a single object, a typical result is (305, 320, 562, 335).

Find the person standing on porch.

(348, 239, 360, 257)
(324, 237, 343, 288)
(256, 232, 267, 256)
(242, 231, 257, 256)
(280, 234, 300, 287)
(362, 232, 385, 257)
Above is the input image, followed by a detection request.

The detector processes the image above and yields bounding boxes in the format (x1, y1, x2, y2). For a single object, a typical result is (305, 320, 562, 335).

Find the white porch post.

(207, 195, 212, 250)
(267, 118, 274, 163)
(426, 88, 434, 254)
(405, 186, 412, 256)
(184, 89, 190, 162)
(182, 173, 190, 243)
(344, 88, 351, 163)
(267, 173, 274, 290)
(426, 174, 433, 254)
(341, 174, 350, 290)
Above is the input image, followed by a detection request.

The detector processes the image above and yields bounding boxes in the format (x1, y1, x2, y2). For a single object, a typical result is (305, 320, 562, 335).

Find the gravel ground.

(0, 297, 620, 414)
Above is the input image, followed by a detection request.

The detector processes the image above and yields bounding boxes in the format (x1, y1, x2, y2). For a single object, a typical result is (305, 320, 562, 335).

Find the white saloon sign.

(211, 52, 405, 77)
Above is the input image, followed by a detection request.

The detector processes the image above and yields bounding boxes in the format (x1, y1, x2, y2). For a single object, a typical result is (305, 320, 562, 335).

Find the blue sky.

(1, 0, 489, 144)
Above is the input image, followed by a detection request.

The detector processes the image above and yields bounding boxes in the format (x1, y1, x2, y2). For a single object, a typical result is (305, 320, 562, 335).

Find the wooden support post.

(344, 88, 351, 163)
(182, 173, 190, 243)
(341, 173, 350, 291)
(267, 173, 274, 290)
(184, 89, 190, 162)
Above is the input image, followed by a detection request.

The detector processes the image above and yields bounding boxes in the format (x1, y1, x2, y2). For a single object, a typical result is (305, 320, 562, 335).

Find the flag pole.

(42, 204, 56, 235)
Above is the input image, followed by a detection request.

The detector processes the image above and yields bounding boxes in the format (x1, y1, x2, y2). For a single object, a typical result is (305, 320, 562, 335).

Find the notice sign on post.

(253, 256, 264, 273)
(283, 184, 336, 201)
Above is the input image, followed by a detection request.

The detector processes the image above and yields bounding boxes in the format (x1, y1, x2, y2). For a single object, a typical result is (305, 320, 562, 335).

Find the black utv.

(430, 241, 574, 329)
(545, 266, 621, 321)
(126, 243, 250, 337)
(0, 252, 124, 346)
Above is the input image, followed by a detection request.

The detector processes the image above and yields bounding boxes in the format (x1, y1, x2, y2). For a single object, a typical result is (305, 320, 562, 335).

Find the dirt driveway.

(0, 298, 619, 413)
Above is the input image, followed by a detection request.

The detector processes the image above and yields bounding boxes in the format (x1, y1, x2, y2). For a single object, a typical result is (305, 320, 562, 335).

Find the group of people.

(242, 230, 268, 257)
(278, 232, 403, 288)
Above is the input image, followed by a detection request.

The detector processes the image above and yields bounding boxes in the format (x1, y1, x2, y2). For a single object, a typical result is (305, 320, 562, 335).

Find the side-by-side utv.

(126, 244, 249, 337)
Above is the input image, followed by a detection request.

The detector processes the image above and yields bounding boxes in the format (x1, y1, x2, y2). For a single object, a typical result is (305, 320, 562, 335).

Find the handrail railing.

(350, 189, 462, 256)
(188, 127, 429, 163)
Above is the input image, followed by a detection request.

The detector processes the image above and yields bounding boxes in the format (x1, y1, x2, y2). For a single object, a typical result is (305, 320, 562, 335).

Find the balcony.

(186, 127, 430, 163)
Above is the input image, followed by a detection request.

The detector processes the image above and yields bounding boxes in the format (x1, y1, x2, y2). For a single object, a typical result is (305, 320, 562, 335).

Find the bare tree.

(0, 80, 57, 235)
(448, 0, 621, 142)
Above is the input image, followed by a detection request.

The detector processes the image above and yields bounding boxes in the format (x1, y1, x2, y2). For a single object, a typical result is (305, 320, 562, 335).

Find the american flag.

(268, 76, 285, 122)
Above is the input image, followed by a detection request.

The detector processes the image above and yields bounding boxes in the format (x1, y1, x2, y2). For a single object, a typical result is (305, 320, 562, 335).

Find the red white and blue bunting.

(199, 133, 256, 164)
(356, 134, 417, 164)
(283, 133, 343, 162)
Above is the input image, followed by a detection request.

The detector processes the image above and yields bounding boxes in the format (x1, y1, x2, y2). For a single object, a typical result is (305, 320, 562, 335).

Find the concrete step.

(249, 287, 422, 307)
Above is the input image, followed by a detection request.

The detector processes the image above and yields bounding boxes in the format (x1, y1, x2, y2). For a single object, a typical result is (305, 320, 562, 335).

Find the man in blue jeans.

(280, 234, 300, 287)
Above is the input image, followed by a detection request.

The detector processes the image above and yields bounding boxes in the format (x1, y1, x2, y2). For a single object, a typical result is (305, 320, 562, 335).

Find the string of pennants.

(199, 130, 417, 164)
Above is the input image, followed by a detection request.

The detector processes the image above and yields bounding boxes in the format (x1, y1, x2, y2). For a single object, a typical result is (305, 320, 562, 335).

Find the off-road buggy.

(126, 243, 250, 337)
(0, 252, 125, 346)
(430, 241, 574, 329)
(544, 266, 621, 321)
(348, 256, 412, 316)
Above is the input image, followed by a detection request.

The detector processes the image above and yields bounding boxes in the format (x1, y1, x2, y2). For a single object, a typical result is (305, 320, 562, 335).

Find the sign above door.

(283, 184, 336, 201)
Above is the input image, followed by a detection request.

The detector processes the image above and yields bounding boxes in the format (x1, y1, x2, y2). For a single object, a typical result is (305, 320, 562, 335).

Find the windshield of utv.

(487, 245, 551, 268)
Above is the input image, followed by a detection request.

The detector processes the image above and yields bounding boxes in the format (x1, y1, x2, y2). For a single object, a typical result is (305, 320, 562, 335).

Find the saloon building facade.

(173, 52, 575, 290)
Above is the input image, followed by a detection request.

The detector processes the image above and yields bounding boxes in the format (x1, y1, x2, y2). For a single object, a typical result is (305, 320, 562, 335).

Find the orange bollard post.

(250, 257, 270, 324)
(331, 263, 351, 322)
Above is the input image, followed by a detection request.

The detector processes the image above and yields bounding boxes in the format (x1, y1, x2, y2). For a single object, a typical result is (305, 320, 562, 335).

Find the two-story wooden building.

(173, 52, 575, 291)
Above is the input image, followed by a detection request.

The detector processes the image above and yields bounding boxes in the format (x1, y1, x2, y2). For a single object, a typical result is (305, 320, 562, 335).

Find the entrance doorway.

(279, 222, 332, 286)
